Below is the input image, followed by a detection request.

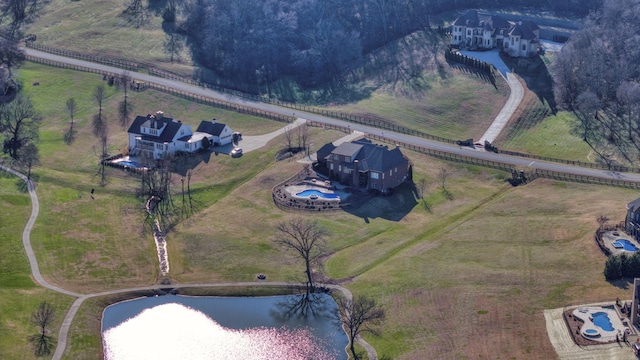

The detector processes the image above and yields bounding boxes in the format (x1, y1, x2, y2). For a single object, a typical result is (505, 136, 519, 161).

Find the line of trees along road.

(552, 0, 640, 167)
(176, 0, 599, 94)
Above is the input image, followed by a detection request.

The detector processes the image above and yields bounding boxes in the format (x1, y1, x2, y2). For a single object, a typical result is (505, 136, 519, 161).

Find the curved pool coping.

(572, 306, 626, 343)
(285, 184, 349, 201)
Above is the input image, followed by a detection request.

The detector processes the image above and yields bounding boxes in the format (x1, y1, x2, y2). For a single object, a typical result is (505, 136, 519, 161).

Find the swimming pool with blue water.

(612, 239, 639, 252)
(296, 189, 339, 199)
(592, 312, 615, 331)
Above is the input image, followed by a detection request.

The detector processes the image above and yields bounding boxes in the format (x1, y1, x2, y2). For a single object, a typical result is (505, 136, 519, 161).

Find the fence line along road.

(22, 47, 640, 187)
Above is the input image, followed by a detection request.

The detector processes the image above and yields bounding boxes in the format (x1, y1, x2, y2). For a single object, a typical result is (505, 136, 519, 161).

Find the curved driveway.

(23, 46, 640, 184)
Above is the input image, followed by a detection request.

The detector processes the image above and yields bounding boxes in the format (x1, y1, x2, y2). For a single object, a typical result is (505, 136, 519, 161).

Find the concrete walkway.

(459, 49, 525, 144)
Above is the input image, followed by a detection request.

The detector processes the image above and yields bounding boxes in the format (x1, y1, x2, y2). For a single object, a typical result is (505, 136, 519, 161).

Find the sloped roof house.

(318, 139, 410, 192)
(127, 112, 233, 159)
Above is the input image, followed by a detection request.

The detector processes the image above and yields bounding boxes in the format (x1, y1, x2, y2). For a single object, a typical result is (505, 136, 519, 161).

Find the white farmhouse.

(127, 111, 234, 159)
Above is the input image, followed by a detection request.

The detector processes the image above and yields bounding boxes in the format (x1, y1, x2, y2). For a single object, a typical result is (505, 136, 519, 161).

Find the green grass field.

(1, 55, 634, 360)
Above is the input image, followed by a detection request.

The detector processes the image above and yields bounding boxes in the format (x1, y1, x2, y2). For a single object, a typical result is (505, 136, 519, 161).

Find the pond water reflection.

(102, 293, 348, 360)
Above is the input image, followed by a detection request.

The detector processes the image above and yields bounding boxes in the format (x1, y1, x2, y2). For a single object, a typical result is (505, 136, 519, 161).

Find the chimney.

(156, 111, 164, 120)
(211, 118, 217, 124)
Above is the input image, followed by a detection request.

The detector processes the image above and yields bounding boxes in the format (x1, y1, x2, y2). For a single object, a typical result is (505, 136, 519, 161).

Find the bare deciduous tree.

(274, 218, 327, 292)
(597, 215, 610, 230)
(337, 295, 385, 360)
(0, 93, 39, 160)
(28, 301, 56, 357)
(92, 85, 108, 186)
(283, 125, 294, 152)
(63, 97, 77, 144)
(122, 0, 147, 28)
(417, 177, 427, 199)
(118, 71, 133, 129)
(296, 123, 308, 151)
(163, 29, 185, 64)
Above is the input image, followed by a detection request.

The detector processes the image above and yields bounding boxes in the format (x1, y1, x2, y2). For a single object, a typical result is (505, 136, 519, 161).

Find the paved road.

(12, 46, 640, 359)
(24, 46, 640, 184)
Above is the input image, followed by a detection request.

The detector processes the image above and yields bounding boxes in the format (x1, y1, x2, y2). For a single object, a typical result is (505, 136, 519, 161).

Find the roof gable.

(333, 142, 363, 158)
(453, 10, 510, 31)
(196, 120, 228, 136)
(128, 114, 184, 143)
(628, 198, 640, 212)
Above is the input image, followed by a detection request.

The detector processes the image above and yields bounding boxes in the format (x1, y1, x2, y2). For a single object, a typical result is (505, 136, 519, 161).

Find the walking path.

(2, 141, 379, 360)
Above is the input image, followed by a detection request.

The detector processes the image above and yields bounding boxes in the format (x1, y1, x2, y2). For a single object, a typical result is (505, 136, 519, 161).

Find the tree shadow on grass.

(608, 277, 632, 290)
(501, 54, 557, 114)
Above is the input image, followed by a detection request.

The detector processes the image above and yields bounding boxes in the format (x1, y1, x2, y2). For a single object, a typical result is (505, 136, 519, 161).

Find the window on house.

(345, 156, 351, 163)
(338, 165, 342, 172)
(371, 172, 379, 179)
(511, 37, 514, 45)
(330, 163, 334, 171)
(344, 167, 350, 173)
(522, 44, 526, 50)
(185, 143, 190, 149)
(389, 169, 392, 176)
(334, 154, 339, 160)
(372, 182, 377, 189)
(467, 30, 471, 36)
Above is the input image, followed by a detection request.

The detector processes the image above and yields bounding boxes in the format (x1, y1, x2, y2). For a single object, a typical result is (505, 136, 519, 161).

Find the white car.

(231, 147, 243, 157)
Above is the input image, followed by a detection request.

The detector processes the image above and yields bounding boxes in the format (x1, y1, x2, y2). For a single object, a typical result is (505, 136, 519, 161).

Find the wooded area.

(174, 0, 599, 94)
(552, 0, 640, 166)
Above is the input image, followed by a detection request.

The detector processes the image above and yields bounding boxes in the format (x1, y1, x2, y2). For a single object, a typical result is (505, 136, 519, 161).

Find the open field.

(3, 60, 639, 360)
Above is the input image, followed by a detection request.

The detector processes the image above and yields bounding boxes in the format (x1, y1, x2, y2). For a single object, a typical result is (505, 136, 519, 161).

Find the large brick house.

(127, 112, 233, 159)
(316, 139, 410, 192)
(450, 10, 540, 57)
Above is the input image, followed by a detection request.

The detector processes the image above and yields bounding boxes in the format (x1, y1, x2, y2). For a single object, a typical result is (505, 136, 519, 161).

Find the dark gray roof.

(509, 21, 539, 40)
(352, 140, 408, 172)
(196, 120, 227, 136)
(628, 198, 640, 212)
(128, 114, 183, 143)
(453, 10, 510, 32)
(333, 142, 363, 157)
(317, 143, 336, 153)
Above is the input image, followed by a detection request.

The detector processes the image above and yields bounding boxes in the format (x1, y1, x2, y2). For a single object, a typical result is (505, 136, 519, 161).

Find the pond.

(102, 293, 348, 360)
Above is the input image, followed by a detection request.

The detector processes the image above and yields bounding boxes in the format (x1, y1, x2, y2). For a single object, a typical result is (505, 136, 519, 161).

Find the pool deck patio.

(602, 231, 640, 256)
(545, 302, 638, 360)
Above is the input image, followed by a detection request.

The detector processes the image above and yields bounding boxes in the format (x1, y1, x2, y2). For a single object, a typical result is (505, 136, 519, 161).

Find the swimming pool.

(612, 239, 639, 252)
(583, 328, 600, 337)
(296, 189, 339, 199)
(592, 312, 615, 331)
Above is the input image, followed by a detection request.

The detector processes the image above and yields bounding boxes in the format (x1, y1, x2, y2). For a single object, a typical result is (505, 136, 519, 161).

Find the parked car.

(231, 147, 243, 157)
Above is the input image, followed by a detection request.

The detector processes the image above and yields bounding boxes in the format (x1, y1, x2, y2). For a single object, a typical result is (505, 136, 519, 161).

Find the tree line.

(552, 0, 640, 167)
(158, 0, 599, 95)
